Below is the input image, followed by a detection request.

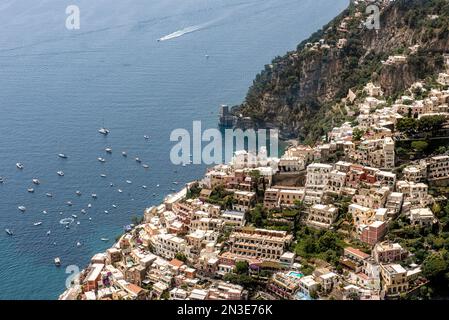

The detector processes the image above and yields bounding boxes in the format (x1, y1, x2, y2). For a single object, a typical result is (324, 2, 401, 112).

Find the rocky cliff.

(234, 0, 449, 142)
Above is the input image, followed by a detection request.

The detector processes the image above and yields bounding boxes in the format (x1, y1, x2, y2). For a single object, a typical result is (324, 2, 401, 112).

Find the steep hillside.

(234, 0, 449, 143)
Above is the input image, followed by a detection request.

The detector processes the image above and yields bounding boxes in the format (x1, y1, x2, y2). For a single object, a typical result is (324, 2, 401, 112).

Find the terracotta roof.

(169, 258, 185, 268)
(344, 247, 370, 260)
(126, 283, 144, 295)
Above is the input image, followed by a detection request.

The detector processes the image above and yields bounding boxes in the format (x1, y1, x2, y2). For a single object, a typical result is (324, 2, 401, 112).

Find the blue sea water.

(0, 0, 348, 299)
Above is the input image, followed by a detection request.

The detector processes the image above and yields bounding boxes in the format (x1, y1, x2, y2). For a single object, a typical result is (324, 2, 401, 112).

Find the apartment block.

(373, 242, 408, 263)
(153, 234, 186, 260)
(232, 191, 256, 213)
(427, 155, 449, 182)
(307, 204, 338, 229)
(229, 228, 293, 261)
(380, 264, 409, 297)
(304, 163, 333, 204)
(360, 221, 387, 246)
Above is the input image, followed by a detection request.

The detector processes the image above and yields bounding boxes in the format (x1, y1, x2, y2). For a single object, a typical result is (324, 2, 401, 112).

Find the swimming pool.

(288, 271, 304, 278)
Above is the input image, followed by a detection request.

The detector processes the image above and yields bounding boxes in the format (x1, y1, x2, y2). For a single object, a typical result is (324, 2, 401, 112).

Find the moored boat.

(98, 127, 109, 135)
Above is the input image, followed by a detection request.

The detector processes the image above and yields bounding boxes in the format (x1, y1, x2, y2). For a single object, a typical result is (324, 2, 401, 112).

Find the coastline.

(58, 0, 449, 301)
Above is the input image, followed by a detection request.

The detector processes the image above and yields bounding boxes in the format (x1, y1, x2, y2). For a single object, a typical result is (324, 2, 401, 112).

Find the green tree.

(235, 261, 249, 275)
(131, 215, 143, 225)
(422, 252, 448, 280)
(437, 146, 447, 154)
(397, 117, 417, 134)
(417, 115, 446, 133)
(411, 140, 428, 152)
(352, 128, 364, 141)
(175, 252, 187, 262)
(249, 204, 267, 227)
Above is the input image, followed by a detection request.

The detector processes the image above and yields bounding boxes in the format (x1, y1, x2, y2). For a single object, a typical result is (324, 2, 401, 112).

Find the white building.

(153, 234, 186, 260)
(307, 204, 338, 229)
(304, 163, 333, 204)
(409, 208, 435, 227)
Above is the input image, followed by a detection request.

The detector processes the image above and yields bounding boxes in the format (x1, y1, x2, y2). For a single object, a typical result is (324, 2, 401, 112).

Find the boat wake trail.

(158, 25, 203, 42)
(157, 17, 219, 42)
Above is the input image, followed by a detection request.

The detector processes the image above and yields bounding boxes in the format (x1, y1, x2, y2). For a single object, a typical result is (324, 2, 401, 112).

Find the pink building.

(360, 221, 387, 246)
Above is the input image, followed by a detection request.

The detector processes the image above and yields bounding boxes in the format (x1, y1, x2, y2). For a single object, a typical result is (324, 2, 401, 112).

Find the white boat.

(16, 163, 24, 170)
(57, 171, 64, 176)
(98, 127, 109, 135)
(156, 184, 160, 187)
(46, 193, 53, 198)
(142, 185, 147, 189)
(54, 257, 61, 266)
(104, 210, 109, 214)
(5, 229, 13, 236)
(87, 203, 92, 208)
(91, 194, 97, 198)
(67, 201, 73, 206)
(47, 230, 51, 236)
(110, 183, 114, 187)
(58, 153, 68, 159)
(76, 190, 81, 196)
(126, 180, 132, 184)
(142, 164, 149, 169)
(105, 147, 112, 153)
(173, 181, 179, 185)
(98, 157, 106, 163)
(28, 188, 35, 193)
(122, 151, 127, 157)
(81, 209, 86, 214)
(34, 222, 42, 226)
(100, 174, 106, 178)
(135, 157, 141, 163)
(77, 221, 80, 225)
(76, 242, 82, 247)
(72, 214, 77, 218)
(0, 177, 4, 184)
(144, 135, 150, 140)
(100, 238, 109, 241)
(118, 189, 123, 193)
(32, 179, 40, 185)
(42, 210, 47, 214)
(89, 217, 92, 221)
(112, 204, 117, 208)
